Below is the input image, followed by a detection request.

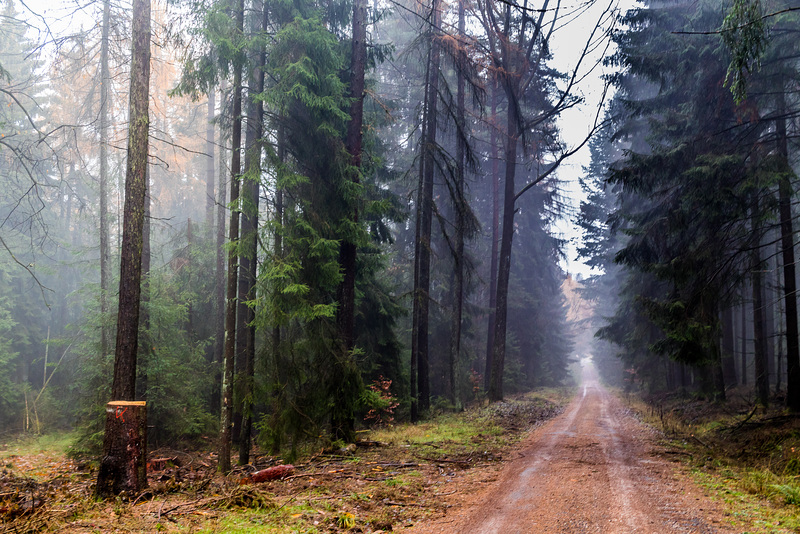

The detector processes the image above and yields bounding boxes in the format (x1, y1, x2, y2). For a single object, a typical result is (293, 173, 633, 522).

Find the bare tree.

(475, 0, 614, 400)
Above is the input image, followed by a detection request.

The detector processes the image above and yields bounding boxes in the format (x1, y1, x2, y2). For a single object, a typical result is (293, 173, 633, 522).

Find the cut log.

(95, 401, 147, 497)
(241, 464, 295, 484)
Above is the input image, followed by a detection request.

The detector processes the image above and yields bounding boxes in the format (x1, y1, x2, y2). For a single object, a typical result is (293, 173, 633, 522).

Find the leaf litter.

(0, 391, 567, 533)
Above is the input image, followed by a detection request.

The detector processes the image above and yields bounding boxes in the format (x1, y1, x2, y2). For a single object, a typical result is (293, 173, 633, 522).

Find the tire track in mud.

(409, 361, 735, 534)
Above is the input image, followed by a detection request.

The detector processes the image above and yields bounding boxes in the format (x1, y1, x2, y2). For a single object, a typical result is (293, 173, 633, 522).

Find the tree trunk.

(99, 0, 111, 362)
(187, 219, 194, 337)
(488, 76, 519, 402)
(446, 0, 466, 410)
(752, 199, 769, 408)
(273, 123, 285, 376)
(137, 169, 151, 401)
(411, 0, 440, 418)
(777, 82, 800, 411)
(219, 0, 245, 473)
(339, 0, 367, 352)
(213, 82, 227, 417)
(710, 327, 726, 402)
(206, 89, 215, 238)
(95, 401, 147, 496)
(269, 124, 285, 453)
(721, 305, 737, 387)
(741, 292, 748, 385)
(96, 0, 151, 497)
(108, 0, 150, 404)
(765, 249, 776, 387)
(484, 76, 500, 392)
(238, 3, 267, 464)
(328, 0, 368, 443)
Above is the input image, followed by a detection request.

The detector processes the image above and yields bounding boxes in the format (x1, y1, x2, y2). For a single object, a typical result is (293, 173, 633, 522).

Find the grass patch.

(629, 387, 800, 533)
(371, 388, 568, 459)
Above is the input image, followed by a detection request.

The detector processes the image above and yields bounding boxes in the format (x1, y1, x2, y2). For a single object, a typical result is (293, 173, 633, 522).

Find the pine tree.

(600, 0, 784, 397)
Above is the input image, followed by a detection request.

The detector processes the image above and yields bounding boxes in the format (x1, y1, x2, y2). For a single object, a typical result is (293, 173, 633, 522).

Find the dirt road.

(409, 361, 736, 533)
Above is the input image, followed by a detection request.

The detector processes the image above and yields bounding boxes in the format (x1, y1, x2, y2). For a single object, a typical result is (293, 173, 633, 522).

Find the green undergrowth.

(369, 388, 570, 458)
(195, 389, 571, 533)
(630, 387, 800, 533)
(1, 388, 571, 533)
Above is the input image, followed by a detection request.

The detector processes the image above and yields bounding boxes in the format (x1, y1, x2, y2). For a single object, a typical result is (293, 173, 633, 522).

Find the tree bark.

(447, 0, 466, 409)
(238, 2, 267, 464)
(99, 0, 111, 362)
(411, 0, 441, 418)
(137, 168, 151, 400)
(488, 93, 518, 402)
(776, 82, 800, 411)
(96, 0, 150, 497)
(484, 76, 500, 392)
(219, 0, 245, 473)
(752, 199, 769, 408)
(206, 89, 216, 238)
(95, 401, 147, 496)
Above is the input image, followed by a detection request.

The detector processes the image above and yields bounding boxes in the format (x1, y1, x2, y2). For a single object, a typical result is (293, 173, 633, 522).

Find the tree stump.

(95, 401, 147, 498)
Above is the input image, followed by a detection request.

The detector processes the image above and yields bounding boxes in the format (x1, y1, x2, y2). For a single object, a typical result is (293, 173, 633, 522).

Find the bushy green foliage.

(771, 483, 800, 506)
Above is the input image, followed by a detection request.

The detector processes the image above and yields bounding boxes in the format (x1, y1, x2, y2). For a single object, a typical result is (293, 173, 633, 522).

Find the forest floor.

(0, 387, 568, 533)
(2, 364, 800, 533)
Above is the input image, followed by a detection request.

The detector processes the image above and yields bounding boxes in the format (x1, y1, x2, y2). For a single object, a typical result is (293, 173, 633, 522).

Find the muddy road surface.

(409, 361, 735, 533)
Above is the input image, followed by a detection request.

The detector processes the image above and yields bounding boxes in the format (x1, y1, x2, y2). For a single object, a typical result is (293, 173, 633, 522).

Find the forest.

(2, 0, 800, 516)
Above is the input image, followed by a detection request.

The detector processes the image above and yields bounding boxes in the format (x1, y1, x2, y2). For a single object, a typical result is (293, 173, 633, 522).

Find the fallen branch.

(374, 462, 419, 468)
(355, 440, 387, 448)
(688, 434, 710, 448)
(727, 405, 758, 433)
(417, 456, 471, 465)
(384, 501, 427, 507)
